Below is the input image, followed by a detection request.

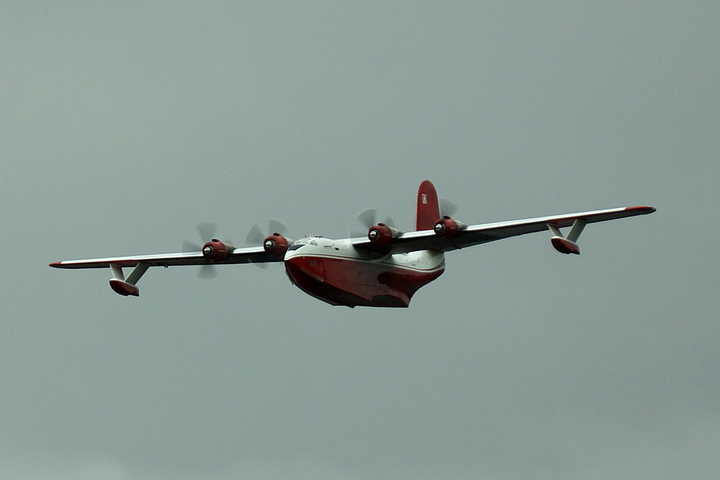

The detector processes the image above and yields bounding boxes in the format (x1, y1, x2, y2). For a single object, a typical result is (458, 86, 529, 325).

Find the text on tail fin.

(416, 180, 440, 230)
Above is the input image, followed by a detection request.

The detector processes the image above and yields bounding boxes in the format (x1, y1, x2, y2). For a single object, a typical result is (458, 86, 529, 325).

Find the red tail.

(416, 180, 440, 230)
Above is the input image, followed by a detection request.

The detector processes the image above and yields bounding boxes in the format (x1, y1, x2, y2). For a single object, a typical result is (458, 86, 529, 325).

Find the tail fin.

(416, 180, 440, 230)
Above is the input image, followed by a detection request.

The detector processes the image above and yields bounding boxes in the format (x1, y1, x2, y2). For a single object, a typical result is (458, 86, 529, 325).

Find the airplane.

(50, 180, 655, 308)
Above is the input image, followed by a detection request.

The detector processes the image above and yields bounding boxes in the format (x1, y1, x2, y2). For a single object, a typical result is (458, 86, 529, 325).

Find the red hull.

(285, 255, 444, 308)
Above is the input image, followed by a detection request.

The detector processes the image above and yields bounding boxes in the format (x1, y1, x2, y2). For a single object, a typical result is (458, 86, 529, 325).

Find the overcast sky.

(2, 2, 719, 479)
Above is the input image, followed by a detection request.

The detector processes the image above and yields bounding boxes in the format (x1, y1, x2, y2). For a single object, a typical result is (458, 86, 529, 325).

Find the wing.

(49, 245, 281, 269)
(352, 206, 656, 254)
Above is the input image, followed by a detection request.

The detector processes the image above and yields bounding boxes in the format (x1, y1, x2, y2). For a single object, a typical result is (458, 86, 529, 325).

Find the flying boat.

(50, 180, 655, 307)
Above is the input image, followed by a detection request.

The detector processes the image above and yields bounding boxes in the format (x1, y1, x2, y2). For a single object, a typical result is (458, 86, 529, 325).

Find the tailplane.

(416, 180, 440, 230)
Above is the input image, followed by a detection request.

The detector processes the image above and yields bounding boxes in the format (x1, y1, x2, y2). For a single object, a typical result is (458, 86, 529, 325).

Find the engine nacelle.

(263, 233, 290, 257)
(202, 239, 231, 262)
(433, 216, 466, 237)
(368, 223, 400, 246)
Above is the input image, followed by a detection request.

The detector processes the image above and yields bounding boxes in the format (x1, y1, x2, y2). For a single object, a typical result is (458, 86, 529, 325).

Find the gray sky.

(2, 2, 719, 478)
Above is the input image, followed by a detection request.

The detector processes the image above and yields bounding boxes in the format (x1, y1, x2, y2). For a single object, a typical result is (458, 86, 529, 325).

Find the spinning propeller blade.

(198, 264, 217, 279)
(268, 219, 288, 236)
(245, 219, 289, 268)
(440, 199, 458, 217)
(183, 222, 229, 279)
(352, 209, 398, 237)
(357, 209, 377, 229)
(182, 240, 201, 253)
(245, 224, 265, 246)
(196, 222, 217, 242)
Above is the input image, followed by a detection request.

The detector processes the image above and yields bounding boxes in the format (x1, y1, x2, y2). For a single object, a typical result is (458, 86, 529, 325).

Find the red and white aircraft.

(50, 180, 655, 308)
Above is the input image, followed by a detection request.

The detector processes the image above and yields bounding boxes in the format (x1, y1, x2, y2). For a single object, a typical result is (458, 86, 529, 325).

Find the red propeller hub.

(202, 239, 228, 262)
(368, 223, 394, 245)
(434, 216, 460, 237)
(263, 233, 289, 257)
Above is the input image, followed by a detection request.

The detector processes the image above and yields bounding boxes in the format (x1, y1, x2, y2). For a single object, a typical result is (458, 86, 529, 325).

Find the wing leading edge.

(51, 206, 655, 267)
(49, 245, 281, 269)
(353, 206, 656, 254)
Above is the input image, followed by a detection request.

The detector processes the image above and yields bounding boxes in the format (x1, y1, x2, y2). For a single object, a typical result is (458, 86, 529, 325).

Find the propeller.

(197, 222, 217, 242)
(182, 222, 234, 279)
(440, 199, 458, 217)
(245, 219, 289, 268)
(351, 201, 458, 237)
(246, 219, 287, 245)
(352, 208, 397, 237)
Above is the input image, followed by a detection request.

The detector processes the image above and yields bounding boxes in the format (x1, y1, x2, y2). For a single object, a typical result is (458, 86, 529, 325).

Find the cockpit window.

(289, 238, 310, 251)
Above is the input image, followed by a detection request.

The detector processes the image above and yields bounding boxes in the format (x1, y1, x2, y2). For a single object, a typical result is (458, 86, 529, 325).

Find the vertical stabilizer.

(416, 180, 440, 230)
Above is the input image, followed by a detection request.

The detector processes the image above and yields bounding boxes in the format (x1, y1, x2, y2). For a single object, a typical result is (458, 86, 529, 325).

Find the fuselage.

(284, 236, 445, 307)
